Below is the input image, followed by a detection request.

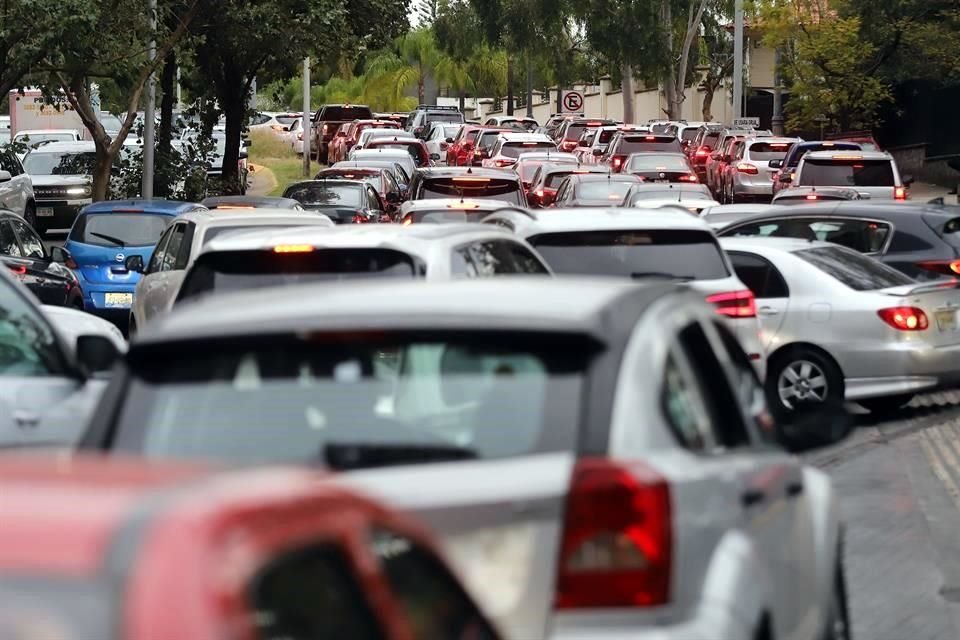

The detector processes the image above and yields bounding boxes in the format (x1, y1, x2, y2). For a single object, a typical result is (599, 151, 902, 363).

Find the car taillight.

(736, 162, 758, 174)
(878, 307, 928, 331)
(65, 257, 78, 269)
(322, 124, 329, 133)
(352, 212, 372, 223)
(915, 260, 960, 276)
(560, 140, 577, 151)
(7, 264, 26, 276)
(695, 147, 709, 157)
(706, 290, 756, 318)
(895, 186, 906, 200)
(495, 159, 513, 167)
(297, 132, 303, 140)
(402, 217, 413, 225)
(805, 194, 819, 200)
(535, 189, 544, 198)
(678, 174, 698, 182)
(612, 157, 623, 170)
(555, 458, 671, 609)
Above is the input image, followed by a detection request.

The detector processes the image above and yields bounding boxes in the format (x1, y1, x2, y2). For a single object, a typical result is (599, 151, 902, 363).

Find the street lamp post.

(732, 0, 744, 119)
(771, 48, 784, 136)
(141, 0, 157, 200)
(302, 58, 311, 178)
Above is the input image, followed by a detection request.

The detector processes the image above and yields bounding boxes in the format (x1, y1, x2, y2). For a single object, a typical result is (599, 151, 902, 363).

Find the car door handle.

(786, 480, 804, 498)
(758, 306, 780, 316)
(13, 410, 40, 428)
(741, 489, 766, 508)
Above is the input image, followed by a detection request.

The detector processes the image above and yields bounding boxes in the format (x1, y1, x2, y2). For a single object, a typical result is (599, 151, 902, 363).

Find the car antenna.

(466, 165, 473, 174)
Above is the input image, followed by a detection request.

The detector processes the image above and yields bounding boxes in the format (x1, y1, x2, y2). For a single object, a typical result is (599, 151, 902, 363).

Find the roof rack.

(418, 104, 460, 111)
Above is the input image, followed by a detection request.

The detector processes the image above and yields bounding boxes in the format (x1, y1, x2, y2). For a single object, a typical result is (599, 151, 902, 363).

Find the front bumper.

(35, 198, 90, 228)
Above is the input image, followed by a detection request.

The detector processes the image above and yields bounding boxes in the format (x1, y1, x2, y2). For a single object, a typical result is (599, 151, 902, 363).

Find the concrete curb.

(247, 163, 278, 196)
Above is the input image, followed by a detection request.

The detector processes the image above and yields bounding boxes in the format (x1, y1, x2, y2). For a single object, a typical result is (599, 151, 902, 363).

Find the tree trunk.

(622, 65, 635, 124)
(701, 81, 716, 121)
(506, 56, 514, 115)
(220, 86, 245, 195)
(156, 52, 177, 198)
(459, 90, 465, 112)
(418, 63, 425, 104)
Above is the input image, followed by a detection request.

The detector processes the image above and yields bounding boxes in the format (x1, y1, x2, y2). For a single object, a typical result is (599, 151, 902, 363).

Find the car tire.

(858, 393, 915, 414)
(766, 347, 844, 417)
(822, 560, 852, 640)
(729, 185, 737, 204)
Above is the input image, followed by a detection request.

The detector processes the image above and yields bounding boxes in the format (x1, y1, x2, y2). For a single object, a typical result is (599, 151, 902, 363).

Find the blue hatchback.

(65, 200, 203, 325)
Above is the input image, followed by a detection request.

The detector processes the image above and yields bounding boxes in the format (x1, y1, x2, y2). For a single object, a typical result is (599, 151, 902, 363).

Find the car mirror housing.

(774, 398, 853, 454)
(50, 246, 72, 264)
(768, 159, 783, 169)
(124, 254, 145, 273)
(592, 148, 603, 156)
(0, 170, 11, 183)
(76, 334, 120, 375)
(386, 192, 401, 203)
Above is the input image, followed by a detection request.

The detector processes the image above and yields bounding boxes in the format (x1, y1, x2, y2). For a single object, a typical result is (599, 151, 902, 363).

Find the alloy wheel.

(777, 359, 828, 409)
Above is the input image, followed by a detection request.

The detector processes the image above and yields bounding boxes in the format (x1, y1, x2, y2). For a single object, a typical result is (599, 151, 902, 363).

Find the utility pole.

(732, 0, 744, 119)
(302, 58, 311, 177)
(771, 48, 784, 135)
(141, 0, 157, 199)
(525, 51, 534, 118)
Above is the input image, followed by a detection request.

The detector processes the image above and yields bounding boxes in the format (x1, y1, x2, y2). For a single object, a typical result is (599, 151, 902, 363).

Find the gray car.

(78, 277, 851, 640)
(793, 150, 909, 201)
(721, 236, 960, 414)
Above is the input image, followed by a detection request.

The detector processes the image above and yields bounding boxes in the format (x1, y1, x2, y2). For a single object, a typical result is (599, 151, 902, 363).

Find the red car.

(0, 454, 501, 640)
(447, 124, 487, 166)
(366, 137, 432, 167)
(330, 119, 401, 164)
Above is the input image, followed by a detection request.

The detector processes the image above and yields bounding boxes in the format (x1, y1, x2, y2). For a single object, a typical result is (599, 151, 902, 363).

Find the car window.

(726, 217, 890, 253)
(68, 213, 171, 248)
(451, 246, 478, 277)
(160, 223, 186, 272)
(0, 151, 20, 176)
(420, 178, 523, 205)
(371, 528, 498, 640)
(503, 241, 550, 274)
(10, 219, 44, 259)
(467, 240, 537, 275)
(0, 276, 69, 376)
(0, 221, 22, 257)
(575, 180, 636, 202)
(661, 351, 713, 451)
(250, 543, 383, 640)
(798, 159, 895, 187)
(711, 320, 778, 446)
(146, 226, 172, 274)
(795, 246, 913, 291)
(727, 251, 789, 298)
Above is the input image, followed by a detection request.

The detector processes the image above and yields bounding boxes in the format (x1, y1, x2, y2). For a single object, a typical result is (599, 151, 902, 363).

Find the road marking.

(919, 430, 960, 508)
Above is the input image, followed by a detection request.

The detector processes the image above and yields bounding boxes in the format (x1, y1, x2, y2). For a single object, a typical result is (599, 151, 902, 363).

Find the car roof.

(746, 137, 801, 147)
(136, 277, 680, 346)
(81, 199, 202, 215)
(417, 167, 519, 180)
(719, 235, 834, 254)
(498, 133, 553, 142)
(569, 173, 641, 183)
(286, 178, 365, 189)
(25, 141, 94, 152)
(201, 195, 302, 209)
(178, 208, 334, 226)
(515, 152, 579, 163)
(496, 207, 716, 234)
(711, 201, 957, 227)
(802, 150, 892, 160)
(15, 129, 79, 135)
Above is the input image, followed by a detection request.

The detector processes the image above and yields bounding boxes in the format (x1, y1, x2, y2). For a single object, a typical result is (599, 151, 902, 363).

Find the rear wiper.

(90, 232, 126, 247)
(631, 271, 694, 281)
(323, 442, 478, 470)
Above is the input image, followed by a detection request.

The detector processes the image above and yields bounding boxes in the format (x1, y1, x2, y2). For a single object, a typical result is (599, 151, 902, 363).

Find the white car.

(354, 127, 416, 151)
(424, 123, 463, 165)
(126, 208, 335, 333)
(482, 207, 767, 377)
(12, 129, 82, 158)
(42, 305, 126, 355)
(630, 198, 722, 216)
(481, 132, 557, 169)
(793, 150, 910, 201)
(0, 147, 35, 223)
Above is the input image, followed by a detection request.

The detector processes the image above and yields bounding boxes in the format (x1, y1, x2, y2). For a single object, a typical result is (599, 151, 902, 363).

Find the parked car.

(407, 167, 529, 206)
(0, 454, 501, 640)
(771, 141, 862, 195)
(125, 208, 335, 333)
(793, 150, 911, 201)
(79, 276, 852, 640)
(66, 201, 206, 324)
(721, 236, 960, 414)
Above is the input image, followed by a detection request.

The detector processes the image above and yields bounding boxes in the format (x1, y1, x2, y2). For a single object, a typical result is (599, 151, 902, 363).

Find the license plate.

(104, 292, 132, 308)
(654, 179, 669, 183)
(37, 207, 54, 217)
(936, 309, 957, 331)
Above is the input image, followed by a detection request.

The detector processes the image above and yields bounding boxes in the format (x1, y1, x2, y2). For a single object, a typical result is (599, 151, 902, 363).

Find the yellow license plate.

(936, 309, 957, 331)
(104, 292, 132, 308)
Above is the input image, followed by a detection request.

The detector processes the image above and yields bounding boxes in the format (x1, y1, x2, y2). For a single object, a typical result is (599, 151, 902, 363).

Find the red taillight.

(915, 260, 960, 276)
(495, 159, 513, 167)
(678, 174, 698, 182)
(895, 186, 906, 200)
(7, 264, 25, 275)
(878, 307, 929, 331)
(805, 194, 819, 200)
(555, 458, 672, 609)
(706, 289, 756, 318)
(297, 132, 303, 140)
(695, 147, 709, 157)
(736, 162, 758, 175)
(612, 157, 623, 170)
(352, 213, 371, 224)
(535, 189, 544, 198)
(402, 217, 413, 225)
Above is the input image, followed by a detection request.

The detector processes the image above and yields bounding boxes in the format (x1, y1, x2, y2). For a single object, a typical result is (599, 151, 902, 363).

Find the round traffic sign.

(562, 91, 583, 112)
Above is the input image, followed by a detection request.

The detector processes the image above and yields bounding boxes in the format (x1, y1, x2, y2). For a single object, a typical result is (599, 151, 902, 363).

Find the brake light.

(453, 177, 491, 183)
(877, 307, 929, 331)
(322, 124, 329, 133)
(297, 132, 303, 140)
(695, 147, 709, 157)
(706, 290, 756, 318)
(64, 256, 78, 269)
(644, 136, 655, 141)
(915, 260, 960, 276)
(402, 217, 413, 225)
(678, 174, 698, 182)
(555, 458, 671, 609)
(736, 163, 758, 175)
(7, 264, 25, 275)
(560, 141, 577, 152)
(273, 244, 314, 253)
(805, 194, 819, 200)
(612, 157, 623, 170)
(535, 189, 544, 198)
(495, 159, 514, 167)
(895, 186, 906, 200)
(352, 213, 372, 223)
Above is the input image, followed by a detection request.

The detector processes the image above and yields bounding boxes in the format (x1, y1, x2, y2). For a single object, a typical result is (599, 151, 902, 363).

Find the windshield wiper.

(323, 442, 478, 470)
(90, 232, 126, 247)
(631, 271, 695, 281)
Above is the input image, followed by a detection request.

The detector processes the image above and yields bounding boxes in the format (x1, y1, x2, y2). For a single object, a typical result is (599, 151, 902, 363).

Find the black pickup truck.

(311, 104, 373, 163)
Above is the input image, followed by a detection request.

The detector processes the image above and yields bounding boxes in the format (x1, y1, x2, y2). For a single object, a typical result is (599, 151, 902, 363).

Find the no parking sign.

(561, 90, 584, 113)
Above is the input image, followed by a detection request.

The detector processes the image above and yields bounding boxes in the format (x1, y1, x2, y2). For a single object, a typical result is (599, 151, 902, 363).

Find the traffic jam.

(1, 102, 958, 640)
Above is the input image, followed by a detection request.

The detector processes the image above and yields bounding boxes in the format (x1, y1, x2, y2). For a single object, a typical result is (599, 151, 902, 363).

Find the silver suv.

(794, 150, 910, 201)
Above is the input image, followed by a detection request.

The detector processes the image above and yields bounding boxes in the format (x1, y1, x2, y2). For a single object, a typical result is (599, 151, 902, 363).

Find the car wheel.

(858, 393, 915, 414)
(766, 347, 844, 416)
(822, 561, 852, 640)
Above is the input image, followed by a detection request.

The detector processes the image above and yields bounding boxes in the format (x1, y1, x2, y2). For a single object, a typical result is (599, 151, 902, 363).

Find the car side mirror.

(429, 153, 441, 161)
(592, 148, 603, 156)
(386, 191, 401, 203)
(768, 159, 783, 169)
(0, 170, 11, 183)
(445, 137, 454, 144)
(50, 246, 72, 264)
(902, 173, 914, 186)
(76, 334, 120, 375)
(774, 398, 853, 454)
(124, 254, 145, 273)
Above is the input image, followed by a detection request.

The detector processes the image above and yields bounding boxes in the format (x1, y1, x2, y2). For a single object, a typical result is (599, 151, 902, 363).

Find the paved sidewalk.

(246, 163, 277, 196)
(911, 182, 957, 205)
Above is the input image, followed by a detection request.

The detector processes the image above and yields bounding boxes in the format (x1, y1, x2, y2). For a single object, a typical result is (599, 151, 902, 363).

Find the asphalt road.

(811, 391, 960, 638)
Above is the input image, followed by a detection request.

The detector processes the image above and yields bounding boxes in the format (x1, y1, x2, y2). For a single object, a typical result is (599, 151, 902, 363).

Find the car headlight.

(66, 186, 92, 197)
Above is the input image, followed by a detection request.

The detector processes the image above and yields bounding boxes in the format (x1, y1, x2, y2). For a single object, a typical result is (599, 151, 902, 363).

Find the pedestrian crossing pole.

(302, 58, 311, 177)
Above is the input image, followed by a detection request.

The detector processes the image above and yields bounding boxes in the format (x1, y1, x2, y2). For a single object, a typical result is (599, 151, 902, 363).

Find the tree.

(0, 0, 74, 98)
(698, 9, 734, 121)
(660, 0, 712, 119)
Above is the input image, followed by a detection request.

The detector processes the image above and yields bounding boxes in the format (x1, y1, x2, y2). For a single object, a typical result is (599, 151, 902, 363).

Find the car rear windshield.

(748, 142, 793, 160)
(501, 142, 557, 158)
(787, 143, 860, 167)
(284, 184, 364, 208)
(478, 133, 503, 151)
(320, 106, 373, 121)
(628, 188, 712, 203)
(425, 112, 464, 125)
(178, 249, 416, 303)
(412, 209, 493, 223)
(701, 132, 720, 149)
(528, 230, 730, 280)
(112, 332, 591, 467)
(617, 136, 682, 154)
(22, 151, 96, 175)
(0, 578, 110, 640)
(69, 213, 170, 247)
(575, 181, 637, 202)
(798, 159, 895, 187)
(794, 246, 913, 290)
(626, 155, 690, 172)
(420, 177, 523, 204)
(681, 128, 699, 142)
(597, 130, 616, 144)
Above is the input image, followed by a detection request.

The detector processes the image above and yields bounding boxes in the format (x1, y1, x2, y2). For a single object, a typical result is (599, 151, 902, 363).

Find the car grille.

(34, 186, 73, 198)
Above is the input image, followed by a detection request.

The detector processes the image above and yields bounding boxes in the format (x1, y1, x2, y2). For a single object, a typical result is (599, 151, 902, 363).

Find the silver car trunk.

(880, 281, 960, 346)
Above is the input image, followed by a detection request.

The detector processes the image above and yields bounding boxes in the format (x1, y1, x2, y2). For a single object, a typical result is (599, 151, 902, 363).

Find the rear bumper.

(550, 602, 752, 640)
(732, 177, 774, 197)
(83, 285, 136, 311)
(841, 341, 960, 399)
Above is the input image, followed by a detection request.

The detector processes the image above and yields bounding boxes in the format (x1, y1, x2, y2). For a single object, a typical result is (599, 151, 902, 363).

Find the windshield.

(798, 159, 895, 187)
(15, 132, 75, 148)
(0, 578, 110, 640)
(320, 171, 381, 189)
(23, 151, 95, 175)
(500, 142, 557, 159)
(284, 184, 364, 208)
(424, 112, 464, 124)
(69, 213, 170, 247)
(794, 246, 913, 290)
(617, 136, 682, 154)
(411, 209, 493, 223)
(420, 178, 523, 204)
(111, 333, 587, 467)
(276, 115, 300, 125)
(575, 181, 636, 202)
(320, 106, 373, 121)
(626, 155, 690, 172)
(529, 230, 730, 280)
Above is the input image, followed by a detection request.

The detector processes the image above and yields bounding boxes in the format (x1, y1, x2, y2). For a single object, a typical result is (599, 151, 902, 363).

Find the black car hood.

(300, 205, 359, 223)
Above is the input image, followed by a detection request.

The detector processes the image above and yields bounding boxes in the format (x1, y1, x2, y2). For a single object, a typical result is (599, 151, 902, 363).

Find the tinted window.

(529, 230, 730, 280)
(468, 240, 548, 275)
(424, 112, 464, 125)
(412, 209, 492, 223)
(251, 544, 383, 640)
(545, 171, 576, 188)
(748, 141, 793, 160)
(786, 143, 860, 168)
(69, 213, 171, 248)
(319, 106, 373, 121)
(0, 151, 20, 175)
(627, 188, 713, 203)
(160, 224, 185, 271)
(598, 129, 616, 144)
(284, 183, 364, 208)
(0, 221, 21, 256)
(178, 249, 417, 302)
(701, 132, 720, 149)
(575, 180, 636, 202)
(662, 352, 712, 451)
(23, 152, 96, 175)
(680, 128, 699, 142)
(10, 219, 44, 258)
(451, 247, 477, 277)
(275, 114, 300, 126)
(420, 177, 523, 204)
(626, 155, 690, 172)
(372, 529, 497, 640)
(0, 277, 68, 375)
(618, 136, 682, 154)
(728, 252, 789, 298)
(795, 246, 913, 290)
(113, 335, 588, 465)
(146, 228, 171, 273)
(501, 142, 557, 158)
(727, 218, 890, 253)
(0, 579, 111, 640)
(799, 159, 895, 187)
